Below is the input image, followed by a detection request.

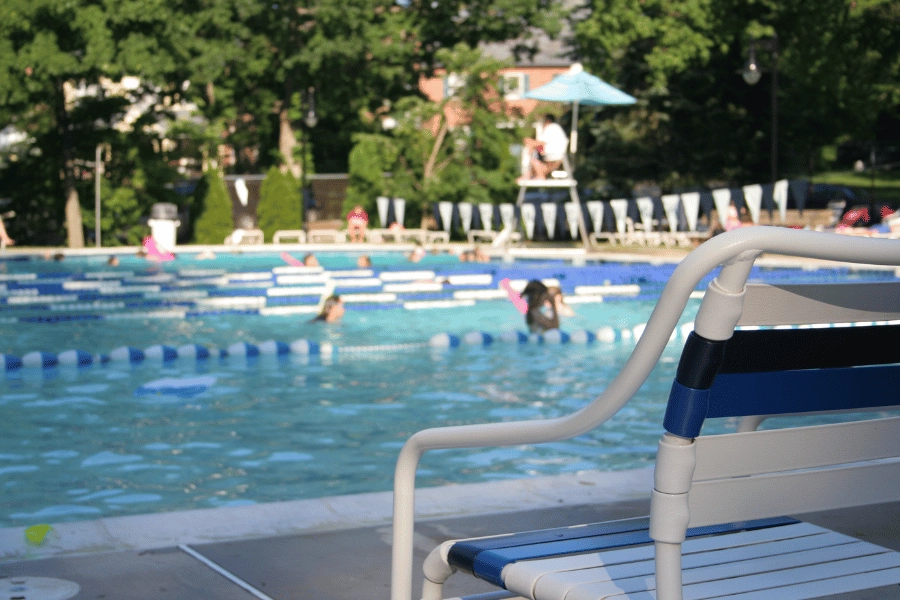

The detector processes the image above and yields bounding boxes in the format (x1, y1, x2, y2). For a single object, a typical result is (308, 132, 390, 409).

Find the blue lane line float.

(177, 344, 211, 360)
(57, 349, 94, 367)
(1, 353, 22, 370)
(22, 351, 59, 369)
(226, 342, 259, 358)
(462, 331, 493, 346)
(109, 346, 145, 362)
(289, 339, 320, 354)
(428, 333, 461, 348)
(144, 345, 178, 361)
(258, 340, 290, 355)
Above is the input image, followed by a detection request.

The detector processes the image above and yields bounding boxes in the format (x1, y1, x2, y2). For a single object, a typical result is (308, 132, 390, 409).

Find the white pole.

(94, 144, 102, 248)
(570, 101, 580, 155)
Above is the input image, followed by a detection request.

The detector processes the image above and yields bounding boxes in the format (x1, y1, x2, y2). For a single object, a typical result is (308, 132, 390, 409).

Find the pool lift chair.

(389, 227, 900, 600)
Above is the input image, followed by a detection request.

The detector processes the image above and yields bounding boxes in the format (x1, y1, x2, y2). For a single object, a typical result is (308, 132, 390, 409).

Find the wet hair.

(521, 280, 550, 312)
(313, 295, 342, 322)
(544, 114, 556, 123)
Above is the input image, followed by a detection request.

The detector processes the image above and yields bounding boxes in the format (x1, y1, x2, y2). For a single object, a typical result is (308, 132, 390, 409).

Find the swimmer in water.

(521, 280, 559, 333)
(311, 295, 345, 323)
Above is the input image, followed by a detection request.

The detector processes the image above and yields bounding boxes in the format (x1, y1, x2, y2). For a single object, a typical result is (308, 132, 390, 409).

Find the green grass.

(810, 169, 900, 205)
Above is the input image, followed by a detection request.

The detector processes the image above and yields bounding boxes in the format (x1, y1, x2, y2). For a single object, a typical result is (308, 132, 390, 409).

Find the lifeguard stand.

(516, 154, 590, 248)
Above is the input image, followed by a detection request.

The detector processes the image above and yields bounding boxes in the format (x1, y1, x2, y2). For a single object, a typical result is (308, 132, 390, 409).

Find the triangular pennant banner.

(499, 204, 516, 230)
(458, 202, 473, 233)
(773, 179, 789, 223)
(392, 198, 406, 228)
(711, 188, 731, 228)
(661, 194, 681, 233)
(438, 201, 453, 233)
(742, 184, 763, 224)
(478, 204, 494, 231)
(564, 202, 581, 239)
(609, 199, 629, 234)
(586, 201, 604, 234)
(541, 203, 557, 239)
(520, 204, 536, 239)
(376, 196, 391, 228)
(680, 193, 700, 232)
(635, 197, 655, 230)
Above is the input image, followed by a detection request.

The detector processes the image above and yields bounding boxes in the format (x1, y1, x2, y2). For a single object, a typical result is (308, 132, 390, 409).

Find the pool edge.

(0, 467, 653, 562)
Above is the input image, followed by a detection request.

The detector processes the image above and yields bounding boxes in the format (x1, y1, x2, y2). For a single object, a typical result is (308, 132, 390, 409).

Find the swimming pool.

(1, 252, 897, 527)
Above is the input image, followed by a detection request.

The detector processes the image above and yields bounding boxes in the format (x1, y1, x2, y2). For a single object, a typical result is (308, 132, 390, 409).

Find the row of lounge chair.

(389, 227, 900, 600)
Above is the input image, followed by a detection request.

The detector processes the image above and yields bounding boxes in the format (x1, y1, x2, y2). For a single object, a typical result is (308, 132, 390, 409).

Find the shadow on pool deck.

(2, 490, 899, 599)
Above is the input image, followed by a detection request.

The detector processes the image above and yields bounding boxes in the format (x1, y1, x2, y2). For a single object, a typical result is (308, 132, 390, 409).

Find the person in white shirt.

(521, 114, 568, 181)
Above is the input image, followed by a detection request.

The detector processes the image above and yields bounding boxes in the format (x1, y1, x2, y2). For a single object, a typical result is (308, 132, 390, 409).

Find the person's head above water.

(312, 295, 344, 323)
(303, 253, 319, 267)
(521, 280, 550, 309)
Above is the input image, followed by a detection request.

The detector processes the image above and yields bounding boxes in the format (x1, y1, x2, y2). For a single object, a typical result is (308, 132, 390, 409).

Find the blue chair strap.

(450, 517, 796, 588)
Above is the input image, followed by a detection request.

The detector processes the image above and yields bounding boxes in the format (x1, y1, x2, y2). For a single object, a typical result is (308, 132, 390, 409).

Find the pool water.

(1, 253, 898, 527)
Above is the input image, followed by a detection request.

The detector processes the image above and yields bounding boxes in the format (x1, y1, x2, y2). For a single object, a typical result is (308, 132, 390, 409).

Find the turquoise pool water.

(1, 253, 897, 527)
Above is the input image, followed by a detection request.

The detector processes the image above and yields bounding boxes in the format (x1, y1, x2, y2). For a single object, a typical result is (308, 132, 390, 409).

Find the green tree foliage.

(193, 170, 233, 244)
(256, 167, 303, 241)
(346, 44, 520, 221)
(0, 0, 190, 246)
(572, 0, 900, 191)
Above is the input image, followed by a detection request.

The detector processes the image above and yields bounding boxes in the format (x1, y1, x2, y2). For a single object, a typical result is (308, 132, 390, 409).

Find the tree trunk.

(64, 180, 84, 248)
(279, 107, 301, 178)
(56, 80, 84, 248)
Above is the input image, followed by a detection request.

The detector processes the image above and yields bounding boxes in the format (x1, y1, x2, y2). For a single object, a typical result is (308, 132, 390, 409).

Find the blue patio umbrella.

(524, 63, 636, 153)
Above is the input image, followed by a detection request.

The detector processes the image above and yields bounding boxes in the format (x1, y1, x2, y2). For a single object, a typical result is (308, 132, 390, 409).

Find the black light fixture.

(742, 35, 779, 183)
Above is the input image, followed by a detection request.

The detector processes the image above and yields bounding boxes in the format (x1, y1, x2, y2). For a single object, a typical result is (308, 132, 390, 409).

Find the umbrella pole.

(570, 101, 579, 155)
(568, 102, 591, 249)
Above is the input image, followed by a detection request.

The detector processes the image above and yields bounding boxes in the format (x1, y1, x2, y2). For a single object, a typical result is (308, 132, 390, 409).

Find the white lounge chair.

(224, 228, 264, 245)
(389, 227, 900, 600)
(272, 230, 307, 244)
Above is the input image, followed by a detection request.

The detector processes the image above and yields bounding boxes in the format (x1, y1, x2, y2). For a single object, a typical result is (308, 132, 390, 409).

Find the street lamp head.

(304, 87, 318, 128)
(304, 108, 318, 129)
(742, 48, 762, 85)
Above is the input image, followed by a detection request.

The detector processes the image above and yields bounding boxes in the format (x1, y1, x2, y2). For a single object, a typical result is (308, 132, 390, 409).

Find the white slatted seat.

(272, 229, 307, 244)
(388, 228, 900, 600)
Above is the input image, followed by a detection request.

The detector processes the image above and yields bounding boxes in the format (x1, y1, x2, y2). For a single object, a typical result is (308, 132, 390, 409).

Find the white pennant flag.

(661, 194, 680, 232)
(438, 201, 454, 233)
(376, 196, 391, 228)
(742, 184, 762, 225)
(478, 203, 494, 231)
(635, 197, 655, 231)
(458, 202, 473, 233)
(392, 197, 406, 228)
(541, 203, 557, 239)
(564, 202, 581, 238)
(586, 201, 604, 234)
(773, 179, 789, 223)
(679, 193, 700, 232)
(520, 204, 536, 239)
(499, 204, 516, 230)
(711, 188, 731, 228)
(609, 199, 629, 234)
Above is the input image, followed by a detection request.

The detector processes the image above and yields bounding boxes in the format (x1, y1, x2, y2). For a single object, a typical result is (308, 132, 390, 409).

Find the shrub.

(193, 170, 233, 244)
(257, 167, 303, 241)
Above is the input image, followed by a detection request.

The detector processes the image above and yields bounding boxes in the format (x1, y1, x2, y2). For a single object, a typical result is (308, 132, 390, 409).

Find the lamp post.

(301, 87, 318, 221)
(742, 34, 779, 184)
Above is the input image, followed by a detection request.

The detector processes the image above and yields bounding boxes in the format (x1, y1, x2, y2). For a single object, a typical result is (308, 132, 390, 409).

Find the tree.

(0, 0, 194, 246)
(571, 0, 900, 191)
(346, 44, 521, 224)
(256, 167, 303, 241)
(193, 170, 233, 244)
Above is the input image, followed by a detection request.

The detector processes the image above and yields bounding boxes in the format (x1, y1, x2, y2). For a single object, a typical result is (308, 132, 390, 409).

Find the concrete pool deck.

(2, 468, 899, 599)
